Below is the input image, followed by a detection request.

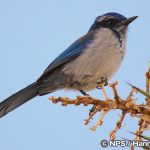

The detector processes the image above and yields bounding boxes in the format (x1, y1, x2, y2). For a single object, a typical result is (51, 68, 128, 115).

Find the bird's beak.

(117, 16, 138, 26)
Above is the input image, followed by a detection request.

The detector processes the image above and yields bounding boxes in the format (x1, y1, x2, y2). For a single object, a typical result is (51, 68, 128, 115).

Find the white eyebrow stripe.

(97, 16, 118, 22)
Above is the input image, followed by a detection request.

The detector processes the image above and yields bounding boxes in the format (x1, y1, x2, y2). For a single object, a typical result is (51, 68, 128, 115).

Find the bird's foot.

(96, 77, 109, 100)
(96, 77, 108, 89)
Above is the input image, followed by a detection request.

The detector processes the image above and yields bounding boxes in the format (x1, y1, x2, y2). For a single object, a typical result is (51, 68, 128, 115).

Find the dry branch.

(49, 63, 150, 146)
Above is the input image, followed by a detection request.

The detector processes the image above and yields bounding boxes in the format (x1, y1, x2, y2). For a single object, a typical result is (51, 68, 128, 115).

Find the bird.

(0, 12, 138, 118)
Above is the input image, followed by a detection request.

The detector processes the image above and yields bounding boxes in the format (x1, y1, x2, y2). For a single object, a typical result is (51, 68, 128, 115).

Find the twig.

(101, 84, 109, 99)
(109, 111, 126, 140)
(84, 105, 102, 125)
(109, 81, 121, 104)
(49, 94, 150, 126)
(134, 62, 150, 141)
(90, 109, 109, 131)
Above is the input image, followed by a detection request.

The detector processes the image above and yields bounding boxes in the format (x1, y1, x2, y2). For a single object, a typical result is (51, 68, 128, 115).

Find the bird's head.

(89, 12, 138, 34)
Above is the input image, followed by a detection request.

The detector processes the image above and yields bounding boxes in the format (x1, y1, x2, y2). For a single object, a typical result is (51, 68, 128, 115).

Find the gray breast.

(63, 28, 126, 90)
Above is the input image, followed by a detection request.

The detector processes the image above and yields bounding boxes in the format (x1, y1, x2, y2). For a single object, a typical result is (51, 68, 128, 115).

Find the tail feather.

(0, 82, 38, 118)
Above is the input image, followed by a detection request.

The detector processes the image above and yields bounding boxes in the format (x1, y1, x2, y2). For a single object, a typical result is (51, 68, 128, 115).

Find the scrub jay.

(0, 12, 138, 118)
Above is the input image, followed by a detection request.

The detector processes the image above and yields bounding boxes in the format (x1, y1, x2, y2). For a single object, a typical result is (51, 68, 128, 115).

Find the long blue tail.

(0, 82, 38, 118)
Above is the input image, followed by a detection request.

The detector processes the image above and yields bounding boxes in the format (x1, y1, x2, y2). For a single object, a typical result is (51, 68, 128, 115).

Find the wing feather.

(38, 31, 95, 81)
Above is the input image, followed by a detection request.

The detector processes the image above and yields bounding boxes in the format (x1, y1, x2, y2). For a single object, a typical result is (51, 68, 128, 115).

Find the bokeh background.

(0, 1, 149, 150)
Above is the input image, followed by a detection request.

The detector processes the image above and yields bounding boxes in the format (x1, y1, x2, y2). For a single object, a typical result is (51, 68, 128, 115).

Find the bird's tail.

(0, 82, 38, 118)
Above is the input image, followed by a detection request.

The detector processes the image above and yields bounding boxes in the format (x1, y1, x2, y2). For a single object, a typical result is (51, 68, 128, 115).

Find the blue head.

(89, 12, 138, 32)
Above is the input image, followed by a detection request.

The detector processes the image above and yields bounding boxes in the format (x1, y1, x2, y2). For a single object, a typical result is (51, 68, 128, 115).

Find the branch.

(48, 62, 150, 144)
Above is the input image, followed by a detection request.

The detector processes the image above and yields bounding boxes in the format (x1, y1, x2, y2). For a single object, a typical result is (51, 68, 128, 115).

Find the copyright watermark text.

(100, 139, 150, 148)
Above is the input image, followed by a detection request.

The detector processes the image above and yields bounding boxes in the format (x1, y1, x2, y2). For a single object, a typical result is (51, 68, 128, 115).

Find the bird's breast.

(63, 28, 126, 90)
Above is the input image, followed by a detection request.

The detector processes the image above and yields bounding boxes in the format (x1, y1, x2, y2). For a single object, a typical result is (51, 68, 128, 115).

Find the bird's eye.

(105, 19, 117, 26)
(108, 21, 112, 25)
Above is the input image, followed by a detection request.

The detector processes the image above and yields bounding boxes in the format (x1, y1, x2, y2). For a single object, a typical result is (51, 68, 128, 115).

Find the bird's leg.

(89, 105, 97, 117)
(79, 90, 89, 96)
(89, 77, 108, 116)
(79, 89, 94, 118)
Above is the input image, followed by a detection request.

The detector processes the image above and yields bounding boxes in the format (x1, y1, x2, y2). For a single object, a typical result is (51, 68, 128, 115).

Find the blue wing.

(38, 31, 95, 81)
